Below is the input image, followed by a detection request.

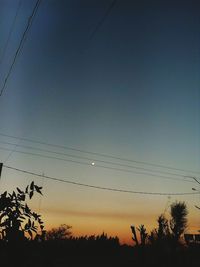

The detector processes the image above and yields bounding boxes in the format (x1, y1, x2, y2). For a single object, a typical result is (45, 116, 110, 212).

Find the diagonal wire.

(89, 0, 117, 40)
(0, 0, 42, 97)
(0, 0, 22, 65)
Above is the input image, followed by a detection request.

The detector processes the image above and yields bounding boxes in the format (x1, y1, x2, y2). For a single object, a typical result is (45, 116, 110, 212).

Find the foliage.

(70, 232, 119, 247)
(132, 201, 189, 247)
(137, 224, 148, 246)
(131, 225, 139, 246)
(131, 224, 148, 246)
(157, 214, 170, 239)
(0, 181, 45, 242)
(149, 214, 171, 246)
(170, 201, 188, 241)
(46, 224, 72, 240)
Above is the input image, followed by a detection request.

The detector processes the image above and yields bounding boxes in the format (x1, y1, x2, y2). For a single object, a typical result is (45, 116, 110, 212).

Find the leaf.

(2, 191, 7, 198)
(25, 186, 29, 194)
(34, 185, 42, 195)
(32, 212, 38, 220)
(20, 194, 25, 201)
(30, 181, 34, 191)
(29, 191, 33, 199)
(28, 218, 31, 227)
(17, 187, 23, 194)
(25, 204, 30, 213)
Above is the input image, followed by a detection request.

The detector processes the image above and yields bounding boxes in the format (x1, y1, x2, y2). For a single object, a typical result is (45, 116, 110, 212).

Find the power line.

(192, 177, 200, 185)
(0, 0, 22, 65)
(0, 132, 199, 175)
(0, 140, 194, 180)
(0, 146, 194, 184)
(3, 165, 199, 196)
(0, 0, 42, 97)
(3, 139, 22, 164)
(89, 0, 117, 40)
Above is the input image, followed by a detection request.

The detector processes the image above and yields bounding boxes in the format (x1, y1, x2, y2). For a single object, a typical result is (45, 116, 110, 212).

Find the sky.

(0, 0, 200, 244)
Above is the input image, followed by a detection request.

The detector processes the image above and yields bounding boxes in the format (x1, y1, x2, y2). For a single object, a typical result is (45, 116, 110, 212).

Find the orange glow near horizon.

(1, 173, 200, 245)
(39, 206, 200, 245)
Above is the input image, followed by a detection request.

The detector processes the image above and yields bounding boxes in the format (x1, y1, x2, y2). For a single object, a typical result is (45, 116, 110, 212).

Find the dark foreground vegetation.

(1, 236, 200, 267)
(0, 183, 200, 267)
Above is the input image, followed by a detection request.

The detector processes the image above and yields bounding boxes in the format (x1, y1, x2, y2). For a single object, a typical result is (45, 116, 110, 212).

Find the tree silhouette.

(170, 201, 188, 242)
(131, 225, 139, 246)
(131, 224, 148, 246)
(149, 214, 171, 246)
(157, 214, 170, 240)
(0, 181, 45, 242)
(46, 224, 72, 240)
(137, 224, 148, 246)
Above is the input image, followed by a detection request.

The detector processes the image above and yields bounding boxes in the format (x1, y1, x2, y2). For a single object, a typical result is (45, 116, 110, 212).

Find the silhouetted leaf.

(20, 194, 25, 201)
(29, 191, 34, 199)
(17, 187, 23, 194)
(25, 185, 29, 194)
(30, 181, 34, 191)
(2, 191, 7, 198)
(34, 185, 42, 195)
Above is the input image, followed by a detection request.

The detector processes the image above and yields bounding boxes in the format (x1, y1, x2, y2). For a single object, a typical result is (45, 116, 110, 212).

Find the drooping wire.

(3, 165, 199, 196)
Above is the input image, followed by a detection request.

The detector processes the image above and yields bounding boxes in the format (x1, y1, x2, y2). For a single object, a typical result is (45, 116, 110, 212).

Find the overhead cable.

(0, 146, 194, 184)
(3, 165, 199, 196)
(89, 0, 117, 40)
(0, 0, 22, 65)
(0, 140, 195, 180)
(0, 0, 42, 97)
(0, 132, 199, 175)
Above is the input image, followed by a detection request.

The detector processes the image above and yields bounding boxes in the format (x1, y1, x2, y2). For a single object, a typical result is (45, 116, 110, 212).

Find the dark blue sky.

(0, 0, 200, 242)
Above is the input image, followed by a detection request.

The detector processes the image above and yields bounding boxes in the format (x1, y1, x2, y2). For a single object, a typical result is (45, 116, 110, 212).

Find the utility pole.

(0, 163, 2, 178)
